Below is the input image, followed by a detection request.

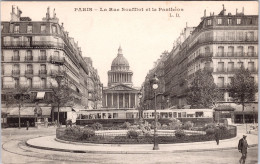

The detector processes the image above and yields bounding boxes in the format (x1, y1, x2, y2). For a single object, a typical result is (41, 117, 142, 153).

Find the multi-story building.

(84, 57, 103, 110)
(142, 51, 168, 110)
(141, 6, 258, 123)
(1, 6, 102, 126)
(102, 46, 140, 110)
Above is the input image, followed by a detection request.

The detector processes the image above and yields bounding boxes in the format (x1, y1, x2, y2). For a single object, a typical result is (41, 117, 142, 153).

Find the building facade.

(141, 6, 258, 123)
(142, 51, 168, 110)
(1, 6, 102, 126)
(102, 46, 140, 110)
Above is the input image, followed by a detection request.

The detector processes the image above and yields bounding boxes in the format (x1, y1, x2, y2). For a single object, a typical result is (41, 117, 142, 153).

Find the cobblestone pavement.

(1, 125, 258, 164)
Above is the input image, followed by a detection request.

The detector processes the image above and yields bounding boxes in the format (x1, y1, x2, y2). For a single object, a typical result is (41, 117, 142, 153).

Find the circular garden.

(56, 119, 237, 144)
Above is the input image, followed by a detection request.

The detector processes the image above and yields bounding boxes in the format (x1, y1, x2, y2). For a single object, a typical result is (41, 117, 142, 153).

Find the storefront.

(3, 106, 51, 127)
(213, 105, 235, 123)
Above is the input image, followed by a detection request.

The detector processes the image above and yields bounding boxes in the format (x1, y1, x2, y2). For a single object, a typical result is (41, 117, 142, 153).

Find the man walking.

(238, 135, 249, 164)
(214, 126, 220, 145)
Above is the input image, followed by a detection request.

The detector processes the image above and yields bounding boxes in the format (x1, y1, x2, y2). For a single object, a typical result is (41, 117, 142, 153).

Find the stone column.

(117, 93, 119, 109)
(105, 93, 107, 107)
(129, 93, 131, 108)
(112, 93, 114, 107)
(123, 93, 125, 108)
(134, 93, 137, 108)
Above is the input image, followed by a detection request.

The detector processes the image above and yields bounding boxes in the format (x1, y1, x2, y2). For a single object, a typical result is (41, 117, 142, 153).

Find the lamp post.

(138, 91, 143, 119)
(151, 74, 159, 150)
(252, 107, 255, 124)
(166, 97, 170, 108)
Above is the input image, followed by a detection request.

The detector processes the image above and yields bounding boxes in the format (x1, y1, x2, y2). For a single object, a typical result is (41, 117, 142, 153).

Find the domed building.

(102, 46, 140, 109)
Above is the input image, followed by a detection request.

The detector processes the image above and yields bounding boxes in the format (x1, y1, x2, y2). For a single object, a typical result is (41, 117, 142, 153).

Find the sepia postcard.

(1, 1, 259, 164)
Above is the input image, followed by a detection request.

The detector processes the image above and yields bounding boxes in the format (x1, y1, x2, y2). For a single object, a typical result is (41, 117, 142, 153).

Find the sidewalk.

(26, 125, 258, 154)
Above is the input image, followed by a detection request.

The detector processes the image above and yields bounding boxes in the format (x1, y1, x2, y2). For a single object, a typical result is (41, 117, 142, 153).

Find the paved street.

(1, 125, 258, 164)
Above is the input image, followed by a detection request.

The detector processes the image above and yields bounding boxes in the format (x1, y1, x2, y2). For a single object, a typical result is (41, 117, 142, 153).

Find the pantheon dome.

(108, 46, 133, 87)
(111, 46, 130, 71)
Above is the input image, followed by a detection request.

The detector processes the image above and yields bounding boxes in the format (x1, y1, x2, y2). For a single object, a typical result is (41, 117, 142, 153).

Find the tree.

(187, 69, 221, 108)
(5, 86, 31, 129)
(49, 75, 74, 125)
(228, 67, 258, 124)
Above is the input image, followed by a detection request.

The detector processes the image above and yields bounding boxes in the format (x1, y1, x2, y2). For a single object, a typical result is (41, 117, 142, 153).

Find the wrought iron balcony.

(25, 70, 33, 77)
(12, 56, 20, 61)
(39, 70, 47, 77)
(215, 52, 258, 58)
(217, 83, 230, 89)
(50, 70, 65, 77)
(50, 56, 65, 64)
(2, 41, 30, 47)
(12, 70, 20, 76)
(38, 56, 47, 61)
(2, 84, 15, 89)
(25, 56, 33, 62)
(31, 41, 64, 48)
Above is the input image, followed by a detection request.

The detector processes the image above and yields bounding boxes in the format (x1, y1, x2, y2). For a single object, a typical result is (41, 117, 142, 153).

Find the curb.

(25, 136, 258, 154)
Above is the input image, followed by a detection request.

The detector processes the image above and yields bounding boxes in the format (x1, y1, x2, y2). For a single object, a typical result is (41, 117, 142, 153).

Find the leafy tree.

(49, 74, 74, 125)
(5, 86, 31, 129)
(228, 67, 258, 124)
(187, 69, 221, 108)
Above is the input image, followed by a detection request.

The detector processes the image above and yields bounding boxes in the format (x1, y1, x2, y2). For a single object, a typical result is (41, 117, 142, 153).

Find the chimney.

(222, 4, 226, 15)
(242, 7, 244, 14)
(186, 22, 188, 27)
(53, 8, 56, 18)
(12, 5, 15, 14)
(204, 9, 206, 17)
(46, 7, 50, 19)
(236, 9, 238, 15)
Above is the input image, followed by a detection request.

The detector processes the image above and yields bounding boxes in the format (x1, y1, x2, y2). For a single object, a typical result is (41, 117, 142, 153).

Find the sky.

(1, 1, 258, 87)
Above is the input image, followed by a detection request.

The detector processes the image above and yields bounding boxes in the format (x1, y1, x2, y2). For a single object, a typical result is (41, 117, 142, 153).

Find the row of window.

(4, 50, 60, 61)
(217, 76, 255, 87)
(188, 46, 256, 62)
(1, 24, 58, 34)
(2, 77, 47, 89)
(217, 61, 256, 71)
(206, 17, 255, 26)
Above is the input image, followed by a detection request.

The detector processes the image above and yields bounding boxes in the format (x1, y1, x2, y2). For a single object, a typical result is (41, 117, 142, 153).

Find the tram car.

(76, 108, 213, 126)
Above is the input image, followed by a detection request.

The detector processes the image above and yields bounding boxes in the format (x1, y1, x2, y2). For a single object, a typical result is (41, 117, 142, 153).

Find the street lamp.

(166, 97, 170, 108)
(138, 91, 143, 120)
(151, 74, 159, 150)
(252, 107, 255, 124)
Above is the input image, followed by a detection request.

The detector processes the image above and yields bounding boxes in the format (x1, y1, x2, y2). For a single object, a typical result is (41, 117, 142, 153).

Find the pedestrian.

(214, 126, 220, 145)
(26, 121, 29, 130)
(238, 135, 249, 164)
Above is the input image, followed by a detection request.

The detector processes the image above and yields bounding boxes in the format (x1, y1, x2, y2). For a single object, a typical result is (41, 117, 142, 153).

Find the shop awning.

(72, 108, 81, 112)
(214, 105, 235, 111)
(54, 107, 72, 112)
(234, 104, 258, 112)
(36, 92, 45, 99)
(5, 107, 51, 118)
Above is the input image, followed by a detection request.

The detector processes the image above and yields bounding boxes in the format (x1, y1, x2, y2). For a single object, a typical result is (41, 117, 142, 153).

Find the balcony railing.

(39, 56, 47, 61)
(2, 41, 30, 47)
(50, 70, 65, 77)
(12, 56, 20, 61)
(25, 70, 33, 77)
(50, 56, 65, 64)
(217, 83, 230, 89)
(215, 68, 257, 73)
(31, 41, 64, 48)
(25, 56, 33, 61)
(39, 70, 47, 77)
(2, 84, 15, 89)
(32, 84, 48, 89)
(12, 70, 20, 76)
(215, 52, 258, 57)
